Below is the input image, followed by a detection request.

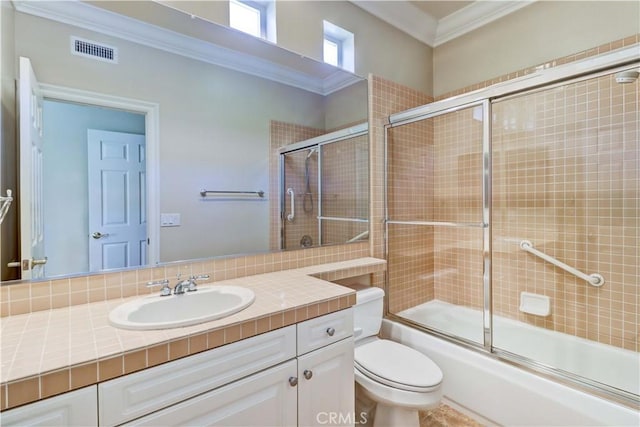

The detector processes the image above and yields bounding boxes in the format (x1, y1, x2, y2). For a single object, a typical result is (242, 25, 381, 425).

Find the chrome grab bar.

(200, 189, 264, 198)
(286, 188, 295, 222)
(520, 240, 604, 287)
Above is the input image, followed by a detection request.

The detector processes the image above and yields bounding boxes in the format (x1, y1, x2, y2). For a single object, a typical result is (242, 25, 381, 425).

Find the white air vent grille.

(71, 37, 118, 63)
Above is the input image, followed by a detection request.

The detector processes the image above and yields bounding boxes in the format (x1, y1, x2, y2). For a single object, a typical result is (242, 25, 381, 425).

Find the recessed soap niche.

(519, 292, 551, 317)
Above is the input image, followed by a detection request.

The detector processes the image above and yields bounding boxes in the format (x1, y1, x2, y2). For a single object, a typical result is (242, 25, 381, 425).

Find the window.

(323, 21, 354, 72)
(229, 0, 276, 42)
(323, 37, 340, 67)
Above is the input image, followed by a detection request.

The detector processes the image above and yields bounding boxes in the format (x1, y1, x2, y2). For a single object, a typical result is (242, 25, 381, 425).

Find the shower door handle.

(286, 188, 295, 222)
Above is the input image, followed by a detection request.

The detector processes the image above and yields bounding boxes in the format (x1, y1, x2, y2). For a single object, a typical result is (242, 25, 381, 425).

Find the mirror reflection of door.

(40, 100, 146, 277)
(88, 130, 147, 272)
(18, 57, 46, 280)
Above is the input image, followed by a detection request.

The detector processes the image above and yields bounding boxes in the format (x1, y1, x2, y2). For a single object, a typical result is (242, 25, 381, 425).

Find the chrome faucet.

(173, 274, 210, 295)
(146, 279, 172, 296)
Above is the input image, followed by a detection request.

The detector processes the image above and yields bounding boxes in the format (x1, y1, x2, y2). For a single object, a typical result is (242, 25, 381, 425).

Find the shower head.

(615, 70, 639, 84)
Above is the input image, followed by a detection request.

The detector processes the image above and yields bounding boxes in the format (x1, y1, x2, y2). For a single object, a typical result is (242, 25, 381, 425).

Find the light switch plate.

(160, 213, 181, 227)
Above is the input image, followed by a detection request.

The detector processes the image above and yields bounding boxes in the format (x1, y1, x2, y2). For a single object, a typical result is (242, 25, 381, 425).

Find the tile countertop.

(0, 257, 386, 410)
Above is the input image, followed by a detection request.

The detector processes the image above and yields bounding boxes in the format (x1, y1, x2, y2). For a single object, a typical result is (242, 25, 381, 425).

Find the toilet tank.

(354, 286, 384, 341)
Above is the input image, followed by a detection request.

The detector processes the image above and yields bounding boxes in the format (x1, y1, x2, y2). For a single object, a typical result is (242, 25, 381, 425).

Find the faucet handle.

(147, 279, 172, 296)
(187, 274, 210, 292)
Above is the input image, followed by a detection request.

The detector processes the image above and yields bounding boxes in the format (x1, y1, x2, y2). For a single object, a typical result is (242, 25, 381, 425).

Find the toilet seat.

(354, 339, 443, 393)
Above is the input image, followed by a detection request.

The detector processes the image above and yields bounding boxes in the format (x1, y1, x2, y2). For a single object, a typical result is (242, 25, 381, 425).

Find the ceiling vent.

(71, 36, 118, 63)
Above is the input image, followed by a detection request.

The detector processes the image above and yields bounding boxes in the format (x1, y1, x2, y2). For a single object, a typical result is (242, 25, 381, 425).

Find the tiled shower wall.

(321, 134, 369, 245)
(368, 75, 433, 301)
(386, 119, 434, 313)
(386, 106, 485, 313)
(492, 72, 639, 351)
(432, 108, 484, 309)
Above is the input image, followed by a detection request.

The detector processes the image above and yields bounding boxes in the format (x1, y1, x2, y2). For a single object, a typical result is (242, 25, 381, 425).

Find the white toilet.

(353, 286, 442, 427)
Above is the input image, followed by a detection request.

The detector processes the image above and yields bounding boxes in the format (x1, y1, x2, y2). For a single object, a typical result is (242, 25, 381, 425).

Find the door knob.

(303, 370, 313, 380)
(326, 327, 336, 336)
(288, 376, 298, 387)
(92, 231, 110, 239)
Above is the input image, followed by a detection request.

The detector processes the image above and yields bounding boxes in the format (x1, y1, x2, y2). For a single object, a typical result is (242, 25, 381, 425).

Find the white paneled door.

(18, 57, 46, 280)
(87, 129, 147, 272)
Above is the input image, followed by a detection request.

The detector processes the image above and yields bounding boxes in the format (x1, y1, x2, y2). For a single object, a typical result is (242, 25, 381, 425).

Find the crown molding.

(350, 0, 438, 46)
(13, 0, 356, 95)
(350, 1, 536, 48)
(434, 0, 536, 46)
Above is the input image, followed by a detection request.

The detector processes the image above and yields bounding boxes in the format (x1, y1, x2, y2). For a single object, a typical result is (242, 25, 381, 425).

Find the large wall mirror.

(1, 1, 368, 283)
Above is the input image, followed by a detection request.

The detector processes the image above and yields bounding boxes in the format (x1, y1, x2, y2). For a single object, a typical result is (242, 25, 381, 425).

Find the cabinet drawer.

(297, 308, 353, 355)
(125, 360, 298, 426)
(0, 386, 97, 427)
(99, 325, 296, 426)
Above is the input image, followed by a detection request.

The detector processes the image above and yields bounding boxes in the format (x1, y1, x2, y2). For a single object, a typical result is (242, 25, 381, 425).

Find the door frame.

(40, 83, 160, 266)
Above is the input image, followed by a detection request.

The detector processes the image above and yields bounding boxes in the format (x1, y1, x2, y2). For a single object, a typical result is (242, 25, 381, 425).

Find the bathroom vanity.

(2, 309, 353, 426)
(0, 258, 385, 426)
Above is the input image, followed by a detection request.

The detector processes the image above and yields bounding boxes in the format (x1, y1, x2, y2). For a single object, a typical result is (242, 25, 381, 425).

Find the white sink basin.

(109, 286, 255, 330)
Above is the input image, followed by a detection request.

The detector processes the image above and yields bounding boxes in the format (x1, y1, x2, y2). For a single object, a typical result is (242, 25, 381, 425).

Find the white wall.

(42, 100, 145, 277)
(15, 12, 335, 265)
(433, 1, 640, 96)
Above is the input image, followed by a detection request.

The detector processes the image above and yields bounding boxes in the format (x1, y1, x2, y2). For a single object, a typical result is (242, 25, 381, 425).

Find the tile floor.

(420, 403, 484, 427)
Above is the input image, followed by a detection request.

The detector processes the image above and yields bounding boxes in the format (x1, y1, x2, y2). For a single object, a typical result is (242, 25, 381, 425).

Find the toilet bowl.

(352, 287, 442, 427)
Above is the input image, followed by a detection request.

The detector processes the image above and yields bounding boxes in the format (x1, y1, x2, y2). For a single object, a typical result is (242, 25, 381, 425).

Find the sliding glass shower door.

(386, 102, 488, 346)
(385, 64, 639, 401)
(491, 70, 639, 397)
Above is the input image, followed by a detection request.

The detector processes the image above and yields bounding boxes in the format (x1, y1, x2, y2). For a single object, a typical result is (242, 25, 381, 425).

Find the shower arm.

(519, 240, 604, 287)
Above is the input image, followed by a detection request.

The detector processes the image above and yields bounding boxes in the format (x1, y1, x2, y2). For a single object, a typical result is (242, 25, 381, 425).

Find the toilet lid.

(354, 340, 443, 392)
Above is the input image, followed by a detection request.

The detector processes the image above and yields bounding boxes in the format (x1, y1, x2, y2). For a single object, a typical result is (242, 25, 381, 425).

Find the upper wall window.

(323, 21, 354, 72)
(229, 0, 276, 42)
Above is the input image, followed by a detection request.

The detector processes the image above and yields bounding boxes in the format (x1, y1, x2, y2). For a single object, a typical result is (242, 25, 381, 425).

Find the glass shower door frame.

(384, 99, 493, 350)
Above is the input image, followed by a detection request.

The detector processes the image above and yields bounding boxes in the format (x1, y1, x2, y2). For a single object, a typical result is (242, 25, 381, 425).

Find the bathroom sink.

(109, 286, 255, 330)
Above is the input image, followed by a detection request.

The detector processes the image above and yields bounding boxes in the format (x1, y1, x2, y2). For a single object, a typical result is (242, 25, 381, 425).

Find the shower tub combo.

(383, 44, 640, 425)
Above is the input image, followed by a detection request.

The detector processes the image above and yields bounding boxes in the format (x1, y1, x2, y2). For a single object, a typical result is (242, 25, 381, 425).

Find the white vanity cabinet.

(0, 386, 98, 426)
(1, 308, 355, 427)
(297, 338, 355, 427)
(100, 325, 297, 426)
(297, 308, 355, 427)
(126, 359, 298, 426)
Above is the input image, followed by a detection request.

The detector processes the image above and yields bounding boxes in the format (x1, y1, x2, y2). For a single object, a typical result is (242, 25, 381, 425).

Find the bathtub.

(384, 301, 640, 426)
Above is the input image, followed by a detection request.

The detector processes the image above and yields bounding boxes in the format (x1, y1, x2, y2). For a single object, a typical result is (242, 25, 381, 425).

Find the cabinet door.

(126, 360, 297, 426)
(0, 386, 97, 427)
(298, 338, 355, 427)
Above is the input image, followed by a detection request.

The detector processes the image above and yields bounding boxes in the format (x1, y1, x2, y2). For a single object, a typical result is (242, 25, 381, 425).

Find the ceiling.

(351, 0, 536, 47)
(410, 1, 473, 20)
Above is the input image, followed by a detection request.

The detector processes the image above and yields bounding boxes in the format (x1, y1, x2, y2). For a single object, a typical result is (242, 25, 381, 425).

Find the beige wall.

(0, 1, 18, 281)
(433, 1, 640, 96)
(159, 0, 433, 95)
(276, 1, 433, 95)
